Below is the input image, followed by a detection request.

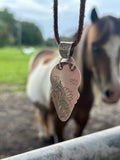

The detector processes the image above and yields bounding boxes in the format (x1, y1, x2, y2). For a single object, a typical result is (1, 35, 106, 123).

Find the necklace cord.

(53, 0, 86, 56)
(53, 0, 60, 45)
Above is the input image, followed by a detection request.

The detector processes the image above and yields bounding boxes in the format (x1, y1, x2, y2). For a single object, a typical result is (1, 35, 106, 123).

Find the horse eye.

(92, 43, 100, 53)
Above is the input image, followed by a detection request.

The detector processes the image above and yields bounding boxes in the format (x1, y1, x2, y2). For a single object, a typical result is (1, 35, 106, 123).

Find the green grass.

(0, 46, 39, 91)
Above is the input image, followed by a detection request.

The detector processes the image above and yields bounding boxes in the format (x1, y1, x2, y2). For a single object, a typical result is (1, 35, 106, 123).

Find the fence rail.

(3, 126, 120, 160)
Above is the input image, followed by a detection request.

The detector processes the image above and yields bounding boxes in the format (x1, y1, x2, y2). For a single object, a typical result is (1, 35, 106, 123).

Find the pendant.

(50, 59, 81, 121)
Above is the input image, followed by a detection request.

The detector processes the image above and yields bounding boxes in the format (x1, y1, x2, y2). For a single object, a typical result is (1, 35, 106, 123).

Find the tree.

(0, 8, 16, 46)
(21, 21, 44, 45)
(45, 38, 57, 47)
(0, 8, 16, 34)
(0, 9, 44, 46)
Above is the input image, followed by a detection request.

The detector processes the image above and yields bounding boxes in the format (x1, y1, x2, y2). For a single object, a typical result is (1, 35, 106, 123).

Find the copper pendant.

(50, 61, 81, 121)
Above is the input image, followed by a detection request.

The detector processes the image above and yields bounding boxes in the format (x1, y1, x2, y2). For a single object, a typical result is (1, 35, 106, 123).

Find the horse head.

(85, 8, 120, 103)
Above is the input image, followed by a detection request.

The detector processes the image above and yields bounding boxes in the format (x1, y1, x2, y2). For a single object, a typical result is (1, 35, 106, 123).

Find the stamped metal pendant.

(50, 59, 81, 121)
(53, 0, 85, 121)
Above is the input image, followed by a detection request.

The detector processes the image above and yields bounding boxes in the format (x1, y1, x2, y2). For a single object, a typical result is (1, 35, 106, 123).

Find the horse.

(26, 8, 120, 142)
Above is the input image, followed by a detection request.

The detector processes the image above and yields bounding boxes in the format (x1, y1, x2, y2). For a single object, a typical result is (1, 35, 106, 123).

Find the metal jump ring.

(58, 58, 63, 70)
(68, 57, 76, 71)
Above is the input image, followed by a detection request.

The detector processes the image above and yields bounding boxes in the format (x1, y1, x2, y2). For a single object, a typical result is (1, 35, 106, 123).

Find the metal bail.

(59, 41, 73, 58)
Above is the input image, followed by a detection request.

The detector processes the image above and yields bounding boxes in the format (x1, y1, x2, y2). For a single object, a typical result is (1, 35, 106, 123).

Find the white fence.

(3, 126, 120, 160)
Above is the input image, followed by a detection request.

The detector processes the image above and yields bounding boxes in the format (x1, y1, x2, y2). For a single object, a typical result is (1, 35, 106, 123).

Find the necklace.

(50, 0, 86, 121)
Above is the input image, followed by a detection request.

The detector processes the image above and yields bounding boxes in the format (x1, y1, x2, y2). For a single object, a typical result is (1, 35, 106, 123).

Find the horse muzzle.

(102, 95, 119, 104)
(102, 82, 120, 103)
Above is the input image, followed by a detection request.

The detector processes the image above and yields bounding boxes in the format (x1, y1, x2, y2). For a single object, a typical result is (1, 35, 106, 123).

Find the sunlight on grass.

(0, 46, 39, 91)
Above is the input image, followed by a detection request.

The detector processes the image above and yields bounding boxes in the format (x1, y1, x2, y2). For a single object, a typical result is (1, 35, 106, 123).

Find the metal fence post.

(3, 126, 120, 160)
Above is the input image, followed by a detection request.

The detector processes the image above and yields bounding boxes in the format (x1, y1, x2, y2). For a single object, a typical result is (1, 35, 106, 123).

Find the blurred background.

(0, 0, 120, 159)
(0, 0, 120, 90)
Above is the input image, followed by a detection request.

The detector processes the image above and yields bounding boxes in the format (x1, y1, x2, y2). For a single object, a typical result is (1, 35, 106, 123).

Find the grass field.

(0, 46, 39, 91)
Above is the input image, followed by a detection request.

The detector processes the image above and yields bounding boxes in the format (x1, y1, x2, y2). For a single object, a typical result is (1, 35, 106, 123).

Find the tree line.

(0, 9, 72, 48)
(0, 8, 45, 47)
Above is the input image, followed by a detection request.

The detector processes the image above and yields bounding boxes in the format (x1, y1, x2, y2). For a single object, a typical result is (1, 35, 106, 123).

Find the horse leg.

(50, 98, 67, 142)
(34, 103, 54, 143)
(35, 107, 45, 138)
(74, 94, 94, 137)
(74, 114, 90, 137)
(52, 113, 66, 142)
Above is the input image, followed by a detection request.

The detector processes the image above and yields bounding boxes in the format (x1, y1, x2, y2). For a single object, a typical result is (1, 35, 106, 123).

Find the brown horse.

(26, 8, 120, 142)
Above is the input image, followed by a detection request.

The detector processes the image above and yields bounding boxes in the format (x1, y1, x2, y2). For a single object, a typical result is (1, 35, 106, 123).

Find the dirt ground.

(0, 85, 120, 159)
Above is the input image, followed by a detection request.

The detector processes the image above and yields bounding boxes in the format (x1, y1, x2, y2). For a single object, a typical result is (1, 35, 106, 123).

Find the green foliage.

(60, 36, 73, 42)
(0, 21, 8, 34)
(45, 38, 57, 47)
(21, 21, 44, 45)
(0, 47, 39, 90)
(0, 9, 44, 46)
(0, 8, 16, 33)
(45, 36, 73, 48)
(0, 9, 16, 46)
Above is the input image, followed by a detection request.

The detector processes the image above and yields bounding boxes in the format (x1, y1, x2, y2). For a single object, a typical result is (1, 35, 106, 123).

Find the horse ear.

(91, 8, 99, 23)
